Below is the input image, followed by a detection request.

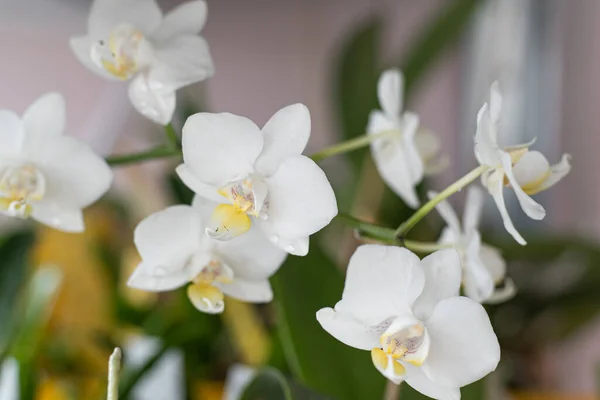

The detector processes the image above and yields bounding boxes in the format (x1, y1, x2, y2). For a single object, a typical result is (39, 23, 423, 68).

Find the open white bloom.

(475, 82, 571, 245)
(432, 187, 516, 304)
(0, 93, 112, 232)
(176, 104, 338, 256)
(367, 69, 446, 208)
(128, 196, 287, 314)
(70, 0, 214, 125)
(317, 245, 500, 399)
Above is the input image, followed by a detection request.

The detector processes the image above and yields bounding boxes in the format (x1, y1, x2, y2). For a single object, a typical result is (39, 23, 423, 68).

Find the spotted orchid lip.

(378, 319, 430, 368)
(206, 177, 270, 241)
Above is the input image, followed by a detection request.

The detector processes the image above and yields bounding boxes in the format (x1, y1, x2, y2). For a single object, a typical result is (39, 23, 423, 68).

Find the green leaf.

(400, 0, 480, 95)
(12, 266, 63, 400)
(241, 367, 332, 400)
(334, 19, 381, 171)
(271, 244, 385, 399)
(0, 231, 36, 354)
(168, 172, 194, 206)
(486, 235, 600, 343)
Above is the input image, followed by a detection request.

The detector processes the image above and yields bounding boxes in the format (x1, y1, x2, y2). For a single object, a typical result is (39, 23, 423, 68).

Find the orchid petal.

(500, 151, 546, 220)
(488, 170, 526, 245)
(88, 0, 162, 38)
(218, 278, 273, 303)
(22, 93, 65, 148)
(152, 1, 207, 43)
(182, 112, 263, 186)
(422, 297, 500, 388)
(335, 245, 424, 326)
(377, 69, 404, 118)
(259, 155, 337, 252)
(128, 74, 176, 125)
(412, 249, 462, 320)
(255, 104, 311, 176)
(463, 186, 484, 232)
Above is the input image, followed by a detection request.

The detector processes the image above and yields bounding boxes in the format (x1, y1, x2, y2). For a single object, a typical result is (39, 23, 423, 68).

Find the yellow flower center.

(370, 321, 429, 381)
(91, 24, 152, 80)
(186, 259, 233, 314)
(379, 322, 428, 366)
(206, 178, 269, 241)
(0, 164, 46, 218)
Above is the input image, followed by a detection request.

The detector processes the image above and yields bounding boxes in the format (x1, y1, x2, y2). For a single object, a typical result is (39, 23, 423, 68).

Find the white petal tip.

(315, 307, 334, 324)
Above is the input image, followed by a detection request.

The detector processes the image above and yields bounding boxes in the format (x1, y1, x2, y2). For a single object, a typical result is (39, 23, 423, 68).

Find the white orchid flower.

(432, 187, 516, 304)
(475, 82, 571, 245)
(0, 93, 112, 232)
(128, 196, 287, 314)
(176, 104, 338, 256)
(367, 69, 447, 208)
(70, 0, 214, 125)
(317, 245, 500, 399)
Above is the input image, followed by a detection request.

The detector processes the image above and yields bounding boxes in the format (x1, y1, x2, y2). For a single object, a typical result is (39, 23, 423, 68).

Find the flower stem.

(106, 147, 182, 166)
(164, 123, 180, 149)
(310, 130, 394, 162)
(337, 213, 397, 243)
(337, 213, 451, 253)
(394, 165, 488, 238)
(107, 348, 122, 400)
(383, 380, 399, 400)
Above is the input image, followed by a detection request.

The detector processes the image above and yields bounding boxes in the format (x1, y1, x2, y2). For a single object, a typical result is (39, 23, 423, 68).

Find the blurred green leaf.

(168, 172, 194, 206)
(241, 367, 331, 400)
(401, 0, 480, 95)
(334, 19, 381, 171)
(271, 244, 385, 399)
(461, 379, 485, 400)
(0, 231, 36, 355)
(12, 266, 63, 400)
(487, 235, 600, 344)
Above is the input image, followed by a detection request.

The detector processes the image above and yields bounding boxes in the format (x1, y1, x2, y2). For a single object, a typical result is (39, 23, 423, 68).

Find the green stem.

(310, 130, 394, 162)
(106, 147, 182, 166)
(394, 165, 488, 238)
(164, 123, 180, 149)
(337, 213, 451, 253)
(337, 213, 396, 243)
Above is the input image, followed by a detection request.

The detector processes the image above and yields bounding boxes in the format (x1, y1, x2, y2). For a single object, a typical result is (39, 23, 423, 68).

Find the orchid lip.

(379, 319, 430, 367)
(91, 23, 153, 80)
(186, 256, 234, 314)
(206, 176, 270, 241)
(0, 163, 46, 218)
